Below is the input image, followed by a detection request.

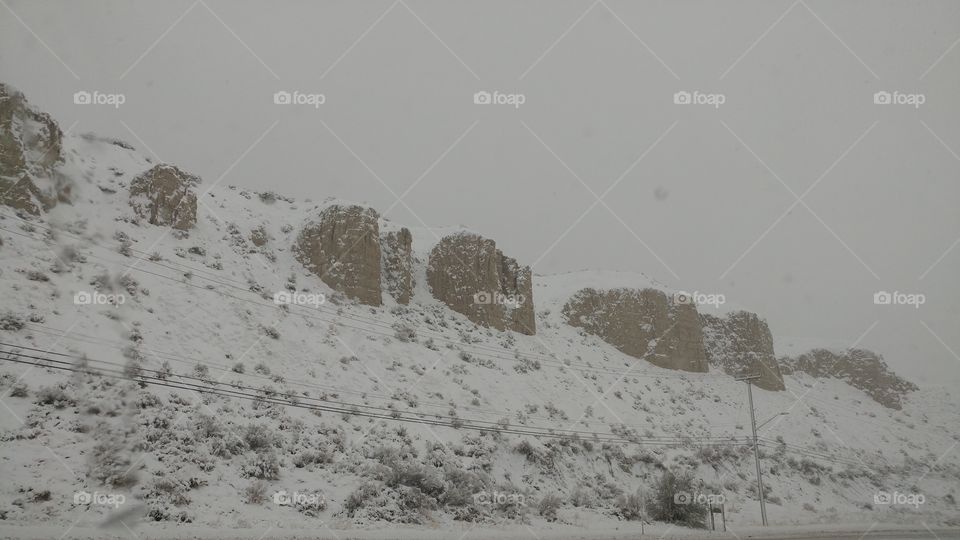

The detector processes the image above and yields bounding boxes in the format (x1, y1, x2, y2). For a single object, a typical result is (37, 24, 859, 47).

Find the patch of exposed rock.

(780, 348, 917, 409)
(0, 82, 63, 214)
(562, 288, 708, 372)
(426, 233, 535, 335)
(700, 311, 784, 391)
(294, 204, 382, 306)
(381, 227, 413, 304)
(128, 164, 201, 230)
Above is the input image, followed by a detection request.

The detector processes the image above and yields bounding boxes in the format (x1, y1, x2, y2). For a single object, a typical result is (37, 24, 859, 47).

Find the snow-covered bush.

(537, 493, 562, 521)
(241, 450, 280, 480)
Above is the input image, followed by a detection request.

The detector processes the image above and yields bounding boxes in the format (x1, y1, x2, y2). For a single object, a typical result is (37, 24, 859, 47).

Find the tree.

(648, 470, 707, 528)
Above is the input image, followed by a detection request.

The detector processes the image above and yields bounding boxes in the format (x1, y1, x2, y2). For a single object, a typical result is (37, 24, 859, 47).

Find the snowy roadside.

(1, 523, 960, 540)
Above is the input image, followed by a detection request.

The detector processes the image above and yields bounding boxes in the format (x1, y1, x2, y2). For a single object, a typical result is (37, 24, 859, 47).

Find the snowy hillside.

(0, 89, 958, 538)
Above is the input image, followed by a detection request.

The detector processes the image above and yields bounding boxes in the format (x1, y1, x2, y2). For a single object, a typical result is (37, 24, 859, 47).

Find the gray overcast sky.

(2, 0, 958, 386)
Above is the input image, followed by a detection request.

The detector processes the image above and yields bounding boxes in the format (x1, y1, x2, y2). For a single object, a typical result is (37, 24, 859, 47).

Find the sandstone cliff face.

(562, 288, 708, 372)
(780, 348, 917, 409)
(0, 83, 63, 215)
(380, 227, 413, 304)
(128, 164, 201, 230)
(701, 311, 784, 391)
(426, 232, 535, 335)
(294, 204, 382, 306)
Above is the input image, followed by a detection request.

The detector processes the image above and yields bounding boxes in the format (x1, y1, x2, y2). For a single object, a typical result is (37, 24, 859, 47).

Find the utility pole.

(736, 373, 768, 526)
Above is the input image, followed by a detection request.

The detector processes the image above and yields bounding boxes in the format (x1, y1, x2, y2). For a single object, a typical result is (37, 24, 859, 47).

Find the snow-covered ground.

(0, 130, 957, 537)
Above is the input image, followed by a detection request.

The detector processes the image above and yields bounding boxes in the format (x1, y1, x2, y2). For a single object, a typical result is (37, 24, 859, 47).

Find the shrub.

(570, 485, 596, 508)
(293, 449, 333, 468)
(232, 362, 246, 374)
(616, 491, 644, 521)
(241, 450, 280, 480)
(0, 312, 25, 331)
(245, 480, 268, 504)
(88, 430, 138, 488)
(648, 470, 707, 528)
(537, 493, 562, 521)
(393, 323, 417, 343)
(9, 383, 28, 398)
(344, 482, 380, 515)
(243, 424, 277, 451)
(35, 386, 74, 408)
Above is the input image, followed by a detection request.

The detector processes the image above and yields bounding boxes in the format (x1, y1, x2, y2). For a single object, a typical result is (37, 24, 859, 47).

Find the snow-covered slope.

(0, 115, 958, 537)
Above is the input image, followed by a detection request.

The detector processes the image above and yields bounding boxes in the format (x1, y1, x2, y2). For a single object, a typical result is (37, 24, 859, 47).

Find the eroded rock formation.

(562, 287, 708, 372)
(294, 204, 382, 306)
(426, 232, 535, 334)
(701, 311, 784, 391)
(0, 82, 63, 214)
(381, 227, 414, 304)
(780, 348, 917, 409)
(128, 164, 201, 230)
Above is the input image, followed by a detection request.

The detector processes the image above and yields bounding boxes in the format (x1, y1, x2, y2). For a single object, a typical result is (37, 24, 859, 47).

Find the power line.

(0, 347, 758, 448)
(0, 347, 878, 468)
(14, 324, 746, 436)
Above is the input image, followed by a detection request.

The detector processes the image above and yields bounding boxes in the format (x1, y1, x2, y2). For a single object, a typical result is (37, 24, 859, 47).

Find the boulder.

(426, 232, 535, 334)
(0, 82, 63, 214)
(700, 311, 785, 391)
(294, 204, 382, 306)
(562, 287, 708, 372)
(780, 348, 917, 409)
(128, 164, 200, 230)
(381, 227, 413, 304)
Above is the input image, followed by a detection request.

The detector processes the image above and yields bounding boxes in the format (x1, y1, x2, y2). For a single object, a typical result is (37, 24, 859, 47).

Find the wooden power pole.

(736, 373, 768, 526)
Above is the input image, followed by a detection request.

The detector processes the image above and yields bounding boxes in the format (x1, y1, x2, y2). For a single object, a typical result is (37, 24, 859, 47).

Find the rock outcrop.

(294, 204, 382, 306)
(426, 232, 535, 334)
(700, 311, 784, 391)
(562, 288, 708, 372)
(381, 227, 413, 304)
(128, 164, 201, 230)
(780, 348, 917, 409)
(0, 83, 63, 214)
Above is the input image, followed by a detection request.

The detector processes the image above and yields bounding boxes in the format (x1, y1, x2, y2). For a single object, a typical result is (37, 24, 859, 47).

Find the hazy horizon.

(2, 0, 958, 386)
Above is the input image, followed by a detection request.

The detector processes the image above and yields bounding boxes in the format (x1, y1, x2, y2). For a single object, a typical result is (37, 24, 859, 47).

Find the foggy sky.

(2, 0, 958, 386)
